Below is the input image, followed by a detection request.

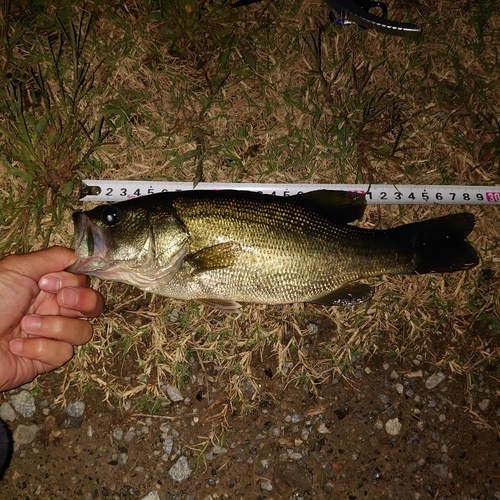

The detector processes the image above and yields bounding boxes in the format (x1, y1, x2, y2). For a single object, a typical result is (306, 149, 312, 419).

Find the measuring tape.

(80, 180, 500, 205)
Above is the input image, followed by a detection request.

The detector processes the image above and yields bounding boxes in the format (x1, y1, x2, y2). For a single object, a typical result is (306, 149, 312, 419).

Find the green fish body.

(68, 190, 478, 309)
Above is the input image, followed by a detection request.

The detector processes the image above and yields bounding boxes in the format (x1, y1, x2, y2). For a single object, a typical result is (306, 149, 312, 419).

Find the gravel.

(425, 372, 447, 389)
(64, 400, 86, 418)
(1, 352, 498, 498)
(165, 385, 184, 402)
(12, 424, 39, 446)
(168, 456, 192, 482)
(385, 417, 402, 436)
(140, 491, 160, 500)
(9, 391, 36, 418)
(0, 402, 16, 422)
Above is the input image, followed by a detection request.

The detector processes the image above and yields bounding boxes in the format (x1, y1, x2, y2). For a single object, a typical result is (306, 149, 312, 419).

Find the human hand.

(0, 246, 103, 392)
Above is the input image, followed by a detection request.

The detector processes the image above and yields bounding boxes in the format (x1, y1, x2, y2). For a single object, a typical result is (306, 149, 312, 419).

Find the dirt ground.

(1, 315, 499, 500)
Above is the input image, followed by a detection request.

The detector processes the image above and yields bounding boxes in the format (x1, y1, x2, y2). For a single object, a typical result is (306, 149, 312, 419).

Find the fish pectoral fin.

(186, 242, 243, 274)
(294, 190, 366, 224)
(310, 283, 373, 306)
(196, 298, 242, 310)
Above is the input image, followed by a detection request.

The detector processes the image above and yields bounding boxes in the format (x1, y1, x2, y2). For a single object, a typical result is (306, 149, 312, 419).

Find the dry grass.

(1, 0, 499, 443)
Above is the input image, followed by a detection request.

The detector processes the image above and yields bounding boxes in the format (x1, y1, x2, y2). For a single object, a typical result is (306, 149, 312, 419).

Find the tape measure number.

(80, 181, 500, 205)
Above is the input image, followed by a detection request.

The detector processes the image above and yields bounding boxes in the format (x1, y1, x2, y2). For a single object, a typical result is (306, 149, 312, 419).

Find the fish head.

(68, 201, 189, 289)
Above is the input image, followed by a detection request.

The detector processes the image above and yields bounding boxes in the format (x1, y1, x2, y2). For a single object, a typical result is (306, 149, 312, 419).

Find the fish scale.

(68, 190, 479, 309)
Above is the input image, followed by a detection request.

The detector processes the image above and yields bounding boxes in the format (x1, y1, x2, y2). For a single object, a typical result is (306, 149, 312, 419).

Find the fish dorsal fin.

(310, 282, 373, 306)
(196, 298, 242, 310)
(292, 190, 366, 224)
(186, 242, 243, 274)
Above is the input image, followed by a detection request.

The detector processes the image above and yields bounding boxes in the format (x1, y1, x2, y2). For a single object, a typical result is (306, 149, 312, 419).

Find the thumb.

(0, 247, 77, 282)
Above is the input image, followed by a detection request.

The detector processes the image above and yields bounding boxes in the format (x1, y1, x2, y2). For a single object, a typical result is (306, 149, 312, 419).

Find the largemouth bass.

(68, 190, 478, 309)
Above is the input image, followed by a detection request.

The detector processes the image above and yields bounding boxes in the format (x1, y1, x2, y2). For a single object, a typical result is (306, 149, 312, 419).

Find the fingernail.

(39, 274, 62, 292)
(22, 314, 42, 334)
(10, 339, 25, 354)
(62, 287, 79, 307)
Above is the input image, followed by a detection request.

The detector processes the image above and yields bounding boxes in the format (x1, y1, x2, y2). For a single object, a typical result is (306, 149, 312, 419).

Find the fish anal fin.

(187, 242, 243, 274)
(196, 298, 242, 310)
(310, 283, 373, 306)
(294, 190, 366, 224)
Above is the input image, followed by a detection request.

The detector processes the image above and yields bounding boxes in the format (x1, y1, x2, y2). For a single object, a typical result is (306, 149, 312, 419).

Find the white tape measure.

(80, 180, 500, 205)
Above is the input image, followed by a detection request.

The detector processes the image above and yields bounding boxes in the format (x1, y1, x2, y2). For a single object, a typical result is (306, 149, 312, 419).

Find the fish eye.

(102, 206, 120, 226)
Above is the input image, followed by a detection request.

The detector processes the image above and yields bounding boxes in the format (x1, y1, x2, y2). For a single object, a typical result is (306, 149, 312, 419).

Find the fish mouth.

(67, 212, 112, 275)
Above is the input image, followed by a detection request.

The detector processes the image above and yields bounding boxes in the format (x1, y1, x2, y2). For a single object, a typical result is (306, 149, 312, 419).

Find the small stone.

(306, 323, 318, 334)
(273, 463, 313, 490)
(317, 423, 330, 434)
(0, 402, 17, 422)
(112, 427, 124, 441)
(431, 463, 449, 479)
(124, 427, 136, 443)
(383, 363, 390, 371)
(260, 479, 273, 491)
(364, 367, 372, 374)
(479, 399, 490, 411)
(378, 394, 390, 405)
(87, 425, 94, 437)
(407, 436, 420, 446)
(425, 372, 446, 390)
(163, 435, 174, 457)
(374, 419, 384, 430)
(64, 400, 85, 418)
(165, 385, 184, 403)
(334, 409, 346, 420)
(58, 416, 83, 429)
(168, 456, 192, 482)
(395, 383, 404, 394)
(385, 418, 402, 436)
(390, 370, 399, 379)
(10, 391, 36, 418)
(13, 424, 39, 445)
(211, 445, 228, 454)
(140, 491, 161, 500)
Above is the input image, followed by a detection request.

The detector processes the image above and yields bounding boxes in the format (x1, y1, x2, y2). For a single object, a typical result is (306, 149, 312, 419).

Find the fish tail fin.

(393, 213, 479, 274)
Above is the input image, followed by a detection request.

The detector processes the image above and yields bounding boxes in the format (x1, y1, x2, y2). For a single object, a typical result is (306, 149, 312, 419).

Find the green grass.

(0, 5, 126, 253)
